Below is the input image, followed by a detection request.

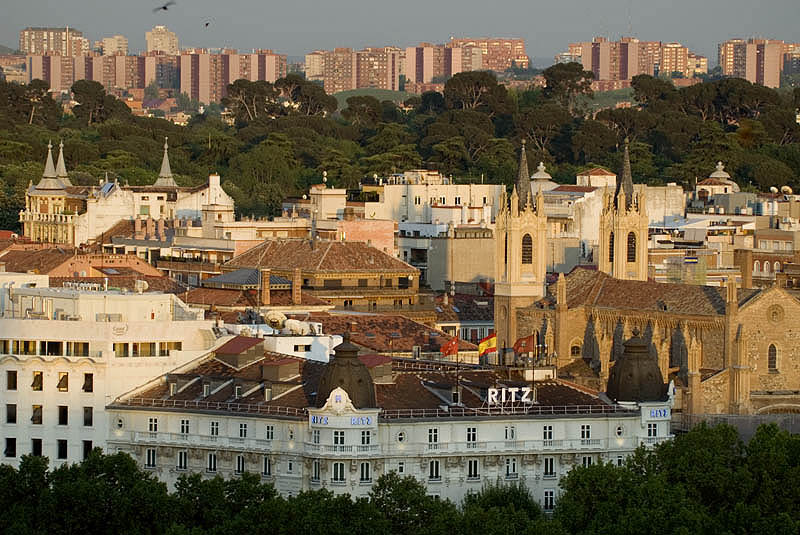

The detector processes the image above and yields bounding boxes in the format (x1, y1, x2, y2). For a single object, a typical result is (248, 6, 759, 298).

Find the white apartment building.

(0, 273, 220, 467)
(106, 339, 673, 506)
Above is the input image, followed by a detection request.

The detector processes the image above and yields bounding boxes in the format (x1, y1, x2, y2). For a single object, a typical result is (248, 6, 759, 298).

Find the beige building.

(19, 27, 89, 56)
(179, 50, 286, 104)
(99, 35, 129, 56)
(145, 26, 179, 55)
(448, 37, 528, 71)
(718, 38, 783, 88)
(304, 50, 326, 82)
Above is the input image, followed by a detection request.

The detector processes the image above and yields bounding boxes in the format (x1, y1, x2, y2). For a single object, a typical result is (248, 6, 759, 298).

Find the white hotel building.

(0, 272, 220, 466)
(106, 333, 673, 507)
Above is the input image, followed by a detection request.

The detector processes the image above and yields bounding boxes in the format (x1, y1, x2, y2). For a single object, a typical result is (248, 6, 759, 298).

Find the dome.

(709, 161, 731, 180)
(531, 162, 558, 193)
(316, 331, 376, 408)
(606, 330, 666, 402)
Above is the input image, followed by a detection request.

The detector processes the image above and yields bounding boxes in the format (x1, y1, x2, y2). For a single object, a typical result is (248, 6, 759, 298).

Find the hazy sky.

(3, 0, 798, 64)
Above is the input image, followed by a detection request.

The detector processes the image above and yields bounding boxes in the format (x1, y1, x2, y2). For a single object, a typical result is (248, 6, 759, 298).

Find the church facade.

(20, 139, 234, 246)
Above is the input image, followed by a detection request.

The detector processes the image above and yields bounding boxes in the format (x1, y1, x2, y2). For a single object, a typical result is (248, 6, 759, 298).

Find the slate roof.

(203, 268, 291, 288)
(535, 267, 760, 316)
(225, 239, 417, 274)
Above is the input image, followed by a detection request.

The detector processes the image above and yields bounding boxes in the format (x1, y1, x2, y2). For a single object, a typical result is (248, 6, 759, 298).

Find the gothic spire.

(615, 137, 634, 210)
(153, 136, 178, 187)
(515, 139, 531, 212)
(55, 140, 72, 186)
(43, 140, 56, 178)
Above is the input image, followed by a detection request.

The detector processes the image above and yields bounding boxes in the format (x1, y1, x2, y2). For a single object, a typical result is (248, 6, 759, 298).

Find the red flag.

(441, 336, 459, 356)
(513, 334, 536, 355)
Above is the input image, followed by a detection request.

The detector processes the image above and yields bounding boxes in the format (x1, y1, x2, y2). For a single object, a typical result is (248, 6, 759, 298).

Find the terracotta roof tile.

(183, 287, 329, 308)
(551, 185, 597, 193)
(0, 247, 75, 274)
(215, 336, 263, 355)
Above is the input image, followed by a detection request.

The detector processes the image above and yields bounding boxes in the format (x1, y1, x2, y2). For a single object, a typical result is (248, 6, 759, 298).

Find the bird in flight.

(153, 1, 176, 12)
(204, 21, 211, 27)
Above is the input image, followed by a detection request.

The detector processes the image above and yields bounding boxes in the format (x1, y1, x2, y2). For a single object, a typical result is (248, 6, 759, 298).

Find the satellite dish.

(781, 186, 793, 195)
(770, 186, 779, 194)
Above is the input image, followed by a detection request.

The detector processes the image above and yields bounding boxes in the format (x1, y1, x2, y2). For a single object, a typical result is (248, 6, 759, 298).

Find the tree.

(144, 80, 160, 101)
(631, 74, 678, 108)
(369, 472, 457, 535)
(71, 80, 131, 125)
(571, 119, 617, 163)
(542, 62, 594, 113)
(222, 79, 280, 122)
(515, 102, 571, 157)
(444, 71, 509, 116)
(342, 95, 382, 128)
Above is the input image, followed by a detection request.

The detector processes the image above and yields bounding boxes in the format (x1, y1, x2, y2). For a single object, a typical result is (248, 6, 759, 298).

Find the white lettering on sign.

(487, 387, 533, 405)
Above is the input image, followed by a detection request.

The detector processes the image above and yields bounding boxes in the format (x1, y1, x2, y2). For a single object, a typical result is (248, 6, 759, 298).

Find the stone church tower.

(494, 141, 548, 357)
(598, 140, 648, 281)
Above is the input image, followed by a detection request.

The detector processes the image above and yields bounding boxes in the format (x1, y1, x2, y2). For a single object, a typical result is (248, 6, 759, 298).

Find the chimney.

(260, 268, 271, 306)
(292, 268, 302, 305)
(134, 217, 143, 239)
(156, 218, 165, 239)
(145, 217, 156, 238)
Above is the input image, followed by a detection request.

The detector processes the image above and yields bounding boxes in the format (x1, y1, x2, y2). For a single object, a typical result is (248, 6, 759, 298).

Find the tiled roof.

(551, 185, 597, 193)
(225, 239, 417, 274)
(0, 247, 75, 274)
(50, 276, 185, 294)
(697, 178, 734, 186)
(203, 268, 291, 288)
(435, 294, 494, 323)
(305, 313, 478, 352)
(579, 167, 615, 176)
(97, 219, 135, 241)
(537, 267, 760, 316)
(215, 336, 263, 355)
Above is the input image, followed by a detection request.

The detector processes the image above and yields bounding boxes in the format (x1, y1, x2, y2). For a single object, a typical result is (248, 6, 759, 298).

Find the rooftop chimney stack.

(292, 268, 302, 305)
(260, 269, 271, 306)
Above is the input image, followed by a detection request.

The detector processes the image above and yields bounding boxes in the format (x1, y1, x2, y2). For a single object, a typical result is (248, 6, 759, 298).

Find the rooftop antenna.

(628, 0, 633, 36)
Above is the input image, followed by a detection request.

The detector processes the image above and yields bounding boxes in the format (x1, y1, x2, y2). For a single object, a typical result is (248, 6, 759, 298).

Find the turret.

(153, 136, 178, 188)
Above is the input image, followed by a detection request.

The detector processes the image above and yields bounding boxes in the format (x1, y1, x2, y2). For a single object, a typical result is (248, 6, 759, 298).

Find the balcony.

(303, 443, 381, 456)
(133, 432, 279, 452)
(638, 435, 673, 447)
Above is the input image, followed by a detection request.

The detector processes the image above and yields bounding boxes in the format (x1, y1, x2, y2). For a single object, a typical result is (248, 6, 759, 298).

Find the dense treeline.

(1, 423, 798, 534)
(1, 67, 799, 230)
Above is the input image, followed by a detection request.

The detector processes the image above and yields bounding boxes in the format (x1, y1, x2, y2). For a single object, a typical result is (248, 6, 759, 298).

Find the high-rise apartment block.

(355, 47, 401, 91)
(146, 26, 179, 56)
(305, 47, 401, 94)
(448, 37, 528, 71)
(403, 43, 482, 85)
(718, 38, 787, 88)
(19, 27, 90, 56)
(179, 50, 287, 104)
(98, 35, 129, 56)
(304, 50, 326, 83)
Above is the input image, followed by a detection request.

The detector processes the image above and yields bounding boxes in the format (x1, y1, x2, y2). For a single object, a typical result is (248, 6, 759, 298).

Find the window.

(361, 430, 371, 445)
(312, 459, 320, 482)
(428, 428, 438, 444)
(265, 425, 274, 440)
(522, 234, 533, 264)
(210, 421, 219, 436)
(505, 426, 516, 441)
(239, 423, 248, 438)
(333, 462, 345, 483)
(236, 454, 245, 474)
(58, 405, 68, 425)
(397, 461, 405, 474)
(57, 372, 68, 392)
(414, 196, 421, 205)
(207, 453, 217, 472)
(83, 407, 93, 427)
(617, 455, 624, 467)
(333, 430, 345, 446)
(582, 456, 593, 468)
(397, 431, 406, 443)
(543, 425, 553, 444)
(82, 440, 92, 460)
(82, 373, 93, 392)
(754, 261, 760, 274)
(7, 370, 17, 390)
(180, 419, 189, 434)
(505, 457, 518, 479)
(312, 429, 320, 444)
(31, 405, 42, 424)
(148, 417, 158, 433)
(287, 460, 294, 474)
(4, 438, 15, 458)
(57, 439, 68, 460)
(145, 448, 156, 468)
(288, 428, 295, 441)
(647, 423, 658, 438)
(177, 450, 188, 470)
(543, 489, 555, 511)
(262, 457, 272, 476)
(203, 384, 210, 397)
(467, 459, 480, 480)
(6, 404, 16, 424)
(466, 427, 477, 447)
(768, 344, 778, 372)
(429, 460, 440, 481)
(31, 438, 42, 456)
(360, 462, 371, 483)
(608, 232, 614, 262)
(627, 232, 636, 262)
(580, 424, 591, 441)
(31, 371, 43, 391)
(454, 196, 461, 205)
(544, 457, 555, 478)
(234, 385, 242, 399)
(571, 345, 581, 357)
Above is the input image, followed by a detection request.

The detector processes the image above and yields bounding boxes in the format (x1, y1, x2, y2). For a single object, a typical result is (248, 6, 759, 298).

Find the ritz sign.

(487, 387, 534, 405)
(309, 415, 373, 426)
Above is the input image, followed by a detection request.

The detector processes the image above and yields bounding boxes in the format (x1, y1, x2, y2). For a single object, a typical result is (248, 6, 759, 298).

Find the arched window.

(753, 261, 760, 275)
(774, 262, 780, 274)
(608, 232, 614, 262)
(627, 232, 637, 262)
(764, 262, 770, 275)
(768, 344, 778, 372)
(522, 234, 533, 264)
(570, 345, 581, 357)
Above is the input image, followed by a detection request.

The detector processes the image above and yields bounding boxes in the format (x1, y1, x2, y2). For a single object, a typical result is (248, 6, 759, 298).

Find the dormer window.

(234, 385, 242, 399)
(203, 383, 210, 397)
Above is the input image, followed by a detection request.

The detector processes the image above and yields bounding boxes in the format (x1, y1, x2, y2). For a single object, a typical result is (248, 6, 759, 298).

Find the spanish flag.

(478, 333, 497, 357)
(441, 336, 459, 357)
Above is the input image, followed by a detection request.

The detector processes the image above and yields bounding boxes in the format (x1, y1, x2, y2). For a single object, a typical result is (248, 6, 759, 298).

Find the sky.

(3, 0, 799, 65)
